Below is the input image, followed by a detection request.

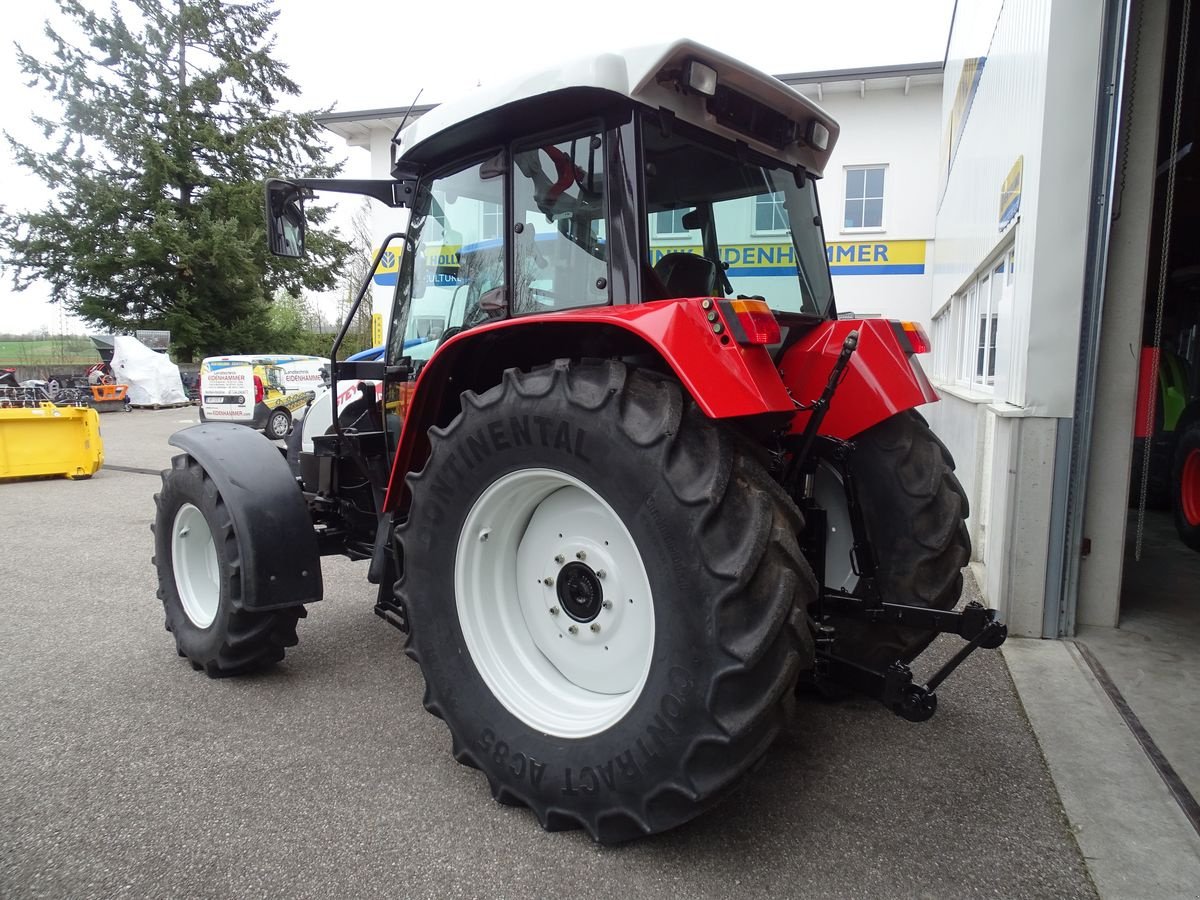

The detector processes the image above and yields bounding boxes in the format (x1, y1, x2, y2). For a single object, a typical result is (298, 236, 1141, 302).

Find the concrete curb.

(1004, 637, 1200, 899)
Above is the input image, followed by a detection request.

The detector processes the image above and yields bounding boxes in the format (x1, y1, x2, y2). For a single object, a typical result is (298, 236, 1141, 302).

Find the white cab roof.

(397, 39, 840, 176)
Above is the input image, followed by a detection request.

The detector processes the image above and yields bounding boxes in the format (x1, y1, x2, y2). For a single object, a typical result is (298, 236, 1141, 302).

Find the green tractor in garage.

(152, 41, 1006, 841)
(1133, 265, 1200, 550)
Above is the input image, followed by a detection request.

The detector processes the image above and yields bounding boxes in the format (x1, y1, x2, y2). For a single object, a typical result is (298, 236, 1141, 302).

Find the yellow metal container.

(0, 402, 104, 481)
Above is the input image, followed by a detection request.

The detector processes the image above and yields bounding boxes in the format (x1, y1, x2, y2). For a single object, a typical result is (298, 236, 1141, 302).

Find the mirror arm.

(286, 177, 418, 208)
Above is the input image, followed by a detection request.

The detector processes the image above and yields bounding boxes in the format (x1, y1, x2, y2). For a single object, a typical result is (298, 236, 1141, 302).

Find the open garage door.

(1079, 0, 1200, 830)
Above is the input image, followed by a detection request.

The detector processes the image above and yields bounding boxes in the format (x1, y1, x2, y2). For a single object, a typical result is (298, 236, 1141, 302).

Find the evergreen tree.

(0, 0, 351, 360)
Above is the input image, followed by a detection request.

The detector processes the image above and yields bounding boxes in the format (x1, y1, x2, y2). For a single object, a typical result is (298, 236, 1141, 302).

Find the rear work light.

(710, 298, 781, 346)
(683, 59, 718, 97)
(892, 320, 932, 354)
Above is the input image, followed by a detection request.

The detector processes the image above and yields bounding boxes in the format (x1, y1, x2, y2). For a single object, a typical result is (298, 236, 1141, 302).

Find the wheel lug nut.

(543, 577, 553, 586)
(576, 550, 586, 560)
(602, 600, 613, 610)
(554, 554, 565, 564)
(549, 606, 560, 616)
(568, 625, 579, 635)
(596, 569, 606, 579)
(590, 623, 601, 633)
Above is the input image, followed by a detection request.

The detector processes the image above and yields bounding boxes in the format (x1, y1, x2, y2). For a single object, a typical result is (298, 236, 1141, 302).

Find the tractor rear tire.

(828, 411, 971, 668)
(397, 360, 816, 842)
(153, 454, 305, 676)
(1172, 420, 1200, 551)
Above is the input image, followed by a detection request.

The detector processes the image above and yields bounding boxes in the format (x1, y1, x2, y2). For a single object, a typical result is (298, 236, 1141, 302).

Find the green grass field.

(0, 339, 101, 366)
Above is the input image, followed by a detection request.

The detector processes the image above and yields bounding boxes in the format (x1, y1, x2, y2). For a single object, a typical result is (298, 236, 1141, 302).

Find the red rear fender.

(382, 299, 795, 511)
(779, 318, 939, 440)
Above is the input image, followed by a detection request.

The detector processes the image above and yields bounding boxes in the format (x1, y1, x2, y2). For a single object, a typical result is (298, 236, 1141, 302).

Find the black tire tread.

(155, 455, 304, 677)
(398, 359, 815, 842)
(833, 410, 971, 666)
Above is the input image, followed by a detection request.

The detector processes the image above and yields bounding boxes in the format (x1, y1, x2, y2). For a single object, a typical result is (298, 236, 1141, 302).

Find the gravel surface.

(0, 409, 1096, 899)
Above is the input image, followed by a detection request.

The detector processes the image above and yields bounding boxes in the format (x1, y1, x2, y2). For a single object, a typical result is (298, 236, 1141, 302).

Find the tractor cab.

(270, 41, 840, 365)
(389, 106, 837, 364)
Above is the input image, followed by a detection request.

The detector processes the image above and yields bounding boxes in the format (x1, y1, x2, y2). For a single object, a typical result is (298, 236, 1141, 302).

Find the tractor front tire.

(397, 360, 816, 842)
(153, 454, 305, 676)
(1172, 420, 1200, 551)
(829, 411, 972, 668)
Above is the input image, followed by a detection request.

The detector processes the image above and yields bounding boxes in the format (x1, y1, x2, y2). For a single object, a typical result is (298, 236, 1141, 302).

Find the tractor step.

(374, 594, 409, 634)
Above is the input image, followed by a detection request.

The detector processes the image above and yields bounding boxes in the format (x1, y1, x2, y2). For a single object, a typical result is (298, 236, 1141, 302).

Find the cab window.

(391, 156, 506, 365)
(511, 131, 609, 315)
(641, 114, 833, 317)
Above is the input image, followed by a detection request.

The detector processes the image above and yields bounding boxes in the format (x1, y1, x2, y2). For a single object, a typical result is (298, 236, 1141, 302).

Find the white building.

(920, 0, 1199, 827)
(785, 63, 943, 325)
(920, 0, 1106, 637)
(920, 0, 1191, 636)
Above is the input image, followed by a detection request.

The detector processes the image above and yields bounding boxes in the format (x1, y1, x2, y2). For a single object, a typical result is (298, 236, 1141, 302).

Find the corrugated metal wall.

(935, 0, 1053, 410)
(927, 0, 1108, 632)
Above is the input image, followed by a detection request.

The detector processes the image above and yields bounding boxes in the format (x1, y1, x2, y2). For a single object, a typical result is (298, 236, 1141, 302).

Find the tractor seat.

(653, 252, 721, 299)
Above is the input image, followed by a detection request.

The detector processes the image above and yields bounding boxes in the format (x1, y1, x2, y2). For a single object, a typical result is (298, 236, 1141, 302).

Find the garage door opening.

(1078, 0, 1200, 819)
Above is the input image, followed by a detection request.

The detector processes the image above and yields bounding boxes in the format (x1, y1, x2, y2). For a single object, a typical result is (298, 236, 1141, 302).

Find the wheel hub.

(172, 502, 220, 629)
(556, 561, 603, 622)
(454, 468, 655, 738)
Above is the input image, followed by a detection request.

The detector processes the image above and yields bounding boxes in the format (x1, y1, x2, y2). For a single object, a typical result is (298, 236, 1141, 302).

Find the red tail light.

(253, 375, 264, 404)
(892, 320, 931, 354)
(714, 298, 781, 346)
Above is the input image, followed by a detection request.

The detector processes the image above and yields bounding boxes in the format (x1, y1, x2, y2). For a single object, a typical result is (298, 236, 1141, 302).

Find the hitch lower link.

(812, 596, 1008, 722)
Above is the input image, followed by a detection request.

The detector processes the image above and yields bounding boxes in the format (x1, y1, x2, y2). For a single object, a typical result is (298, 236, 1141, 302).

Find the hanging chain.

(1112, 0, 1145, 222)
(1136, 0, 1191, 560)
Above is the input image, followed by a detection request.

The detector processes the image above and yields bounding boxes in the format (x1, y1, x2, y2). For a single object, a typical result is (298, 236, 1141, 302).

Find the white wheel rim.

(270, 412, 288, 438)
(455, 468, 655, 739)
(172, 503, 220, 629)
(814, 462, 859, 593)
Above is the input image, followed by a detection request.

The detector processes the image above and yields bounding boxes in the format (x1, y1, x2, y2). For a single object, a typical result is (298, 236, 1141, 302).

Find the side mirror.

(265, 179, 309, 258)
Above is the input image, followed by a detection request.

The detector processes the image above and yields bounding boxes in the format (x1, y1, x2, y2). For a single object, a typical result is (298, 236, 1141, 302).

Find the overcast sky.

(0, 0, 954, 334)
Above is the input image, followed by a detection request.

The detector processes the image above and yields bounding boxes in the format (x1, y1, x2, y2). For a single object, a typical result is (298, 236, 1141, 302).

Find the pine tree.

(0, 0, 351, 360)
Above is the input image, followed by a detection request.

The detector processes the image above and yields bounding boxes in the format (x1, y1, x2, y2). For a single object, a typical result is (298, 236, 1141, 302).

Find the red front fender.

(779, 318, 939, 440)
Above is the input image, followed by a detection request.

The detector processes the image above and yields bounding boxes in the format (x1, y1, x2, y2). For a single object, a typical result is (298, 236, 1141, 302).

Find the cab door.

(381, 152, 507, 455)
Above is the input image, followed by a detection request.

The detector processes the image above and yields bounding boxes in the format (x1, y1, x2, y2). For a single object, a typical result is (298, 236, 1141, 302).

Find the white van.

(199, 355, 327, 439)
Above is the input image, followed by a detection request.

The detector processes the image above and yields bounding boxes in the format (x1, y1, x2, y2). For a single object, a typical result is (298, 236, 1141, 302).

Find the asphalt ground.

(0, 409, 1096, 899)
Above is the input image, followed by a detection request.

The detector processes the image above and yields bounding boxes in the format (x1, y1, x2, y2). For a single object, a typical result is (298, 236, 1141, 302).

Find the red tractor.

(153, 41, 1005, 842)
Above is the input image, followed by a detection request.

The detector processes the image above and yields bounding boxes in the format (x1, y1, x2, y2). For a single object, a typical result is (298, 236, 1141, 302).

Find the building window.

(755, 191, 789, 232)
(977, 310, 998, 381)
(957, 283, 978, 384)
(944, 244, 1015, 393)
(844, 166, 885, 229)
(654, 208, 691, 237)
(480, 204, 502, 240)
(930, 306, 953, 380)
